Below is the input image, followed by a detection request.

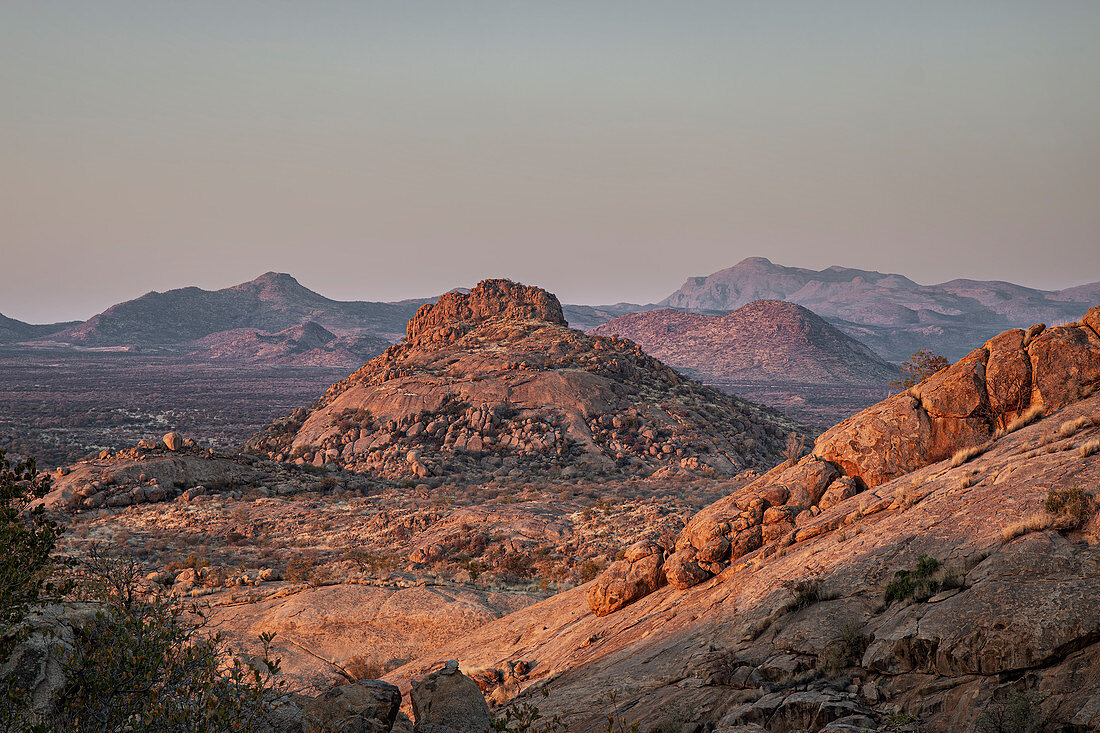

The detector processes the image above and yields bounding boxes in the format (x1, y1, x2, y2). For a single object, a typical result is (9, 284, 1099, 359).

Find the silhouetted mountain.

(0, 312, 79, 343)
(46, 272, 423, 346)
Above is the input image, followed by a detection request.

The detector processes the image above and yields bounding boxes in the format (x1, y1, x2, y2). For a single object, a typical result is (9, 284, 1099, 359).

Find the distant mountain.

(561, 303, 651, 332)
(0, 312, 78, 343)
(46, 272, 423, 346)
(660, 257, 1098, 360)
(590, 300, 899, 387)
(186, 321, 391, 367)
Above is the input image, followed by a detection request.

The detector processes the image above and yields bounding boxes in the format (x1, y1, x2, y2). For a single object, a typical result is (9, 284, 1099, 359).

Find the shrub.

(783, 577, 830, 610)
(891, 349, 950, 390)
(973, 691, 1045, 733)
(884, 554, 941, 605)
(1044, 485, 1096, 525)
(0, 450, 65, 725)
(52, 550, 281, 732)
(284, 556, 314, 584)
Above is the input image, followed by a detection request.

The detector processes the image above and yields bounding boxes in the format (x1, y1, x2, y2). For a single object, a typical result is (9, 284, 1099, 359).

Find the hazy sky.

(2, 1, 1099, 322)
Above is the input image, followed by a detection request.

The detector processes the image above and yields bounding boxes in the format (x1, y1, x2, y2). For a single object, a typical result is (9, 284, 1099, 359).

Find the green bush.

(1044, 485, 1096, 524)
(0, 450, 65, 726)
(53, 550, 282, 732)
(885, 554, 941, 605)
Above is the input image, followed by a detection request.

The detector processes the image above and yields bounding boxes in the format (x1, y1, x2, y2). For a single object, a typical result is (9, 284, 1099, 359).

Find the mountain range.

(5, 259, 1097, 365)
(660, 257, 1099, 360)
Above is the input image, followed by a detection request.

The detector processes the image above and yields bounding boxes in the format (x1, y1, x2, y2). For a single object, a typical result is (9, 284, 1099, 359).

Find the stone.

(410, 661, 491, 733)
(586, 541, 665, 616)
(301, 680, 401, 733)
(664, 548, 713, 590)
(163, 432, 183, 451)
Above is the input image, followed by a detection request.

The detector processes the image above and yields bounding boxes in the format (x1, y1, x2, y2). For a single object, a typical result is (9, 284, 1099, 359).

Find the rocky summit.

(248, 279, 806, 481)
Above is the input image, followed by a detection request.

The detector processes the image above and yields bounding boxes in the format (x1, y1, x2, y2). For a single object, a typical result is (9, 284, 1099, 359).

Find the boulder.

(586, 541, 666, 616)
(301, 680, 401, 733)
(664, 548, 713, 590)
(162, 432, 183, 451)
(410, 660, 491, 733)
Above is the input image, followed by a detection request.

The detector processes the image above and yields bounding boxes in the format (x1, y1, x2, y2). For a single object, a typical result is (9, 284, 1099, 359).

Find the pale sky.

(2, 1, 1099, 322)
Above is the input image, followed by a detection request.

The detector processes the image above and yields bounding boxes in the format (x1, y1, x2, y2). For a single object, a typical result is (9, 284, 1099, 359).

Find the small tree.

(891, 349, 951, 390)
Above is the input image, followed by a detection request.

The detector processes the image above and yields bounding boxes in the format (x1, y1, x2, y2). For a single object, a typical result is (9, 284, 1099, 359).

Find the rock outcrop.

(249, 279, 805, 481)
(584, 307, 1100, 613)
(814, 306, 1100, 486)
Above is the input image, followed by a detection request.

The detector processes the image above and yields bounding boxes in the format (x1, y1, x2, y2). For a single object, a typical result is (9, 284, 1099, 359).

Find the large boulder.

(301, 680, 401, 733)
(410, 661, 491, 733)
(586, 541, 666, 616)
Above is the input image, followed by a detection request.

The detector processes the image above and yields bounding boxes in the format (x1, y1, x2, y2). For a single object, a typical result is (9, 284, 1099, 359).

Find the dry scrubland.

(6, 283, 1100, 732)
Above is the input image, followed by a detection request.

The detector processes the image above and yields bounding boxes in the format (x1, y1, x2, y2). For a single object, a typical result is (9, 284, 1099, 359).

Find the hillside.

(589, 301, 899, 387)
(0, 312, 78, 343)
(381, 305, 1100, 731)
(45, 272, 422, 346)
(661, 257, 1098, 360)
(248, 279, 807, 481)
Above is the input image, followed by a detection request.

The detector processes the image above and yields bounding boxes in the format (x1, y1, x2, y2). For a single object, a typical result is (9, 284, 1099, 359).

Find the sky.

(2, 1, 1099, 322)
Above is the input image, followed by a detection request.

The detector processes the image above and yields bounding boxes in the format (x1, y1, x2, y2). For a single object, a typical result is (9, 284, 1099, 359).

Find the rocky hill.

(45, 272, 423, 346)
(590, 301, 900, 387)
(379, 305, 1100, 731)
(186, 321, 391, 367)
(248, 279, 807, 481)
(661, 257, 1098, 360)
(0, 311, 77, 343)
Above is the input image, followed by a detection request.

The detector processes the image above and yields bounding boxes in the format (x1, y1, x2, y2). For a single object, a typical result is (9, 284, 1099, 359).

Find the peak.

(735, 256, 776, 268)
(405, 279, 566, 341)
(250, 272, 300, 286)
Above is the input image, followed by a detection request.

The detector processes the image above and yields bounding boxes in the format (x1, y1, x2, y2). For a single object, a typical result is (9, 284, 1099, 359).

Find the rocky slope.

(379, 306, 1100, 731)
(45, 272, 422, 346)
(661, 257, 1098, 360)
(590, 301, 900, 387)
(186, 321, 391, 367)
(248, 279, 806, 481)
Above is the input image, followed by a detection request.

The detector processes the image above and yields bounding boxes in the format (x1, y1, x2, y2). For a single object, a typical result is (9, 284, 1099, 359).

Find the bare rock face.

(301, 680, 401, 733)
(815, 306, 1100, 487)
(406, 279, 566, 343)
(251, 279, 803, 482)
(410, 661, 491, 733)
(586, 541, 666, 616)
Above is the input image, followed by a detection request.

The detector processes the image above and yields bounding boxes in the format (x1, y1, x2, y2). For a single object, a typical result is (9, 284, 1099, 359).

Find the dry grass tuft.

(1001, 513, 1054, 543)
(950, 443, 990, 468)
(1081, 439, 1100, 458)
(995, 404, 1045, 438)
(1058, 416, 1092, 439)
(894, 482, 925, 509)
